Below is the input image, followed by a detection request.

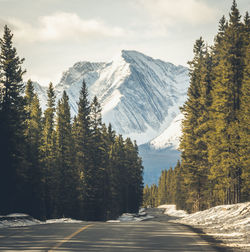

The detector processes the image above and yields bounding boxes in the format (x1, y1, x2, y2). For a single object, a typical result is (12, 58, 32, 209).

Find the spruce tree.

(108, 135, 125, 218)
(73, 79, 92, 219)
(55, 91, 79, 218)
(24, 81, 45, 219)
(41, 82, 57, 218)
(123, 138, 143, 213)
(239, 12, 250, 202)
(157, 170, 167, 205)
(101, 123, 116, 219)
(180, 37, 208, 212)
(174, 161, 186, 210)
(89, 95, 106, 220)
(209, 1, 245, 204)
(0, 25, 27, 214)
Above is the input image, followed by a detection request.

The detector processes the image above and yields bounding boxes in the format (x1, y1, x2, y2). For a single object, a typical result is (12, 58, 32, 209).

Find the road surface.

(0, 208, 223, 251)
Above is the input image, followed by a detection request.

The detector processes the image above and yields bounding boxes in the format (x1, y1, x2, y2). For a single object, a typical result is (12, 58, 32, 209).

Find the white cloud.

(4, 12, 125, 43)
(136, 0, 217, 26)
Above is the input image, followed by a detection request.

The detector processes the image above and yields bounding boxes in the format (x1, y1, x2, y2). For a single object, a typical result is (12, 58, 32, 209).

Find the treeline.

(142, 161, 182, 208)
(0, 25, 143, 221)
(143, 1, 249, 212)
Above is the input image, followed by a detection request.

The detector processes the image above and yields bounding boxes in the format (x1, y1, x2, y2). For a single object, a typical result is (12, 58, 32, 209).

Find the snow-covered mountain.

(36, 50, 189, 146)
(33, 50, 189, 184)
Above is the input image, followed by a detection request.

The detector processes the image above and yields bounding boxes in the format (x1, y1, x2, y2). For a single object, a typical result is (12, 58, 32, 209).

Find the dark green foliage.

(160, 1, 250, 213)
(40, 82, 58, 218)
(0, 25, 27, 214)
(72, 80, 92, 219)
(24, 80, 45, 219)
(142, 184, 158, 208)
(55, 91, 79, 218)
(0, 25, 142, 221)
(145, 1, 249, 213)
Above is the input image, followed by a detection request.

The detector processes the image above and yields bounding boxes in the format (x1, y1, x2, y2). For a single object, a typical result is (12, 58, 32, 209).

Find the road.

(0, 209, 223, 252)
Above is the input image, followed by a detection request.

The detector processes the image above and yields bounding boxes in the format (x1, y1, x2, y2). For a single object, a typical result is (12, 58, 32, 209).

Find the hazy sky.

(0, 0, 249, 86)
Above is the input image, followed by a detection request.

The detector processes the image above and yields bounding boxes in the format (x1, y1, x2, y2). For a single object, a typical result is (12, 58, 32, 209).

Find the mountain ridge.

(30, 50, 189, 184)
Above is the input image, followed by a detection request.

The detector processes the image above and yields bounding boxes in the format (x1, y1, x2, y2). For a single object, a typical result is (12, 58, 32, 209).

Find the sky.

(0, 0, 249, 86)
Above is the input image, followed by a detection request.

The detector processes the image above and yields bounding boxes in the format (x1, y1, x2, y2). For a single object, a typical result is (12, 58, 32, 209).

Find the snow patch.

(0, 213, 41, 228)
(0, 214, 83, 228)
(107, 209, 154, 223)
(151, 113, 184, 149)
(45, 218, 83, 224)
(158, 204, 188, 217)
(102, 89, 123, 114)
(173, 202, 250, 250)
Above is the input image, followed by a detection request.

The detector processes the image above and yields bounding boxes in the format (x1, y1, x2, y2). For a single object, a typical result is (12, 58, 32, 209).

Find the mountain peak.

(35, 50, 189, 145)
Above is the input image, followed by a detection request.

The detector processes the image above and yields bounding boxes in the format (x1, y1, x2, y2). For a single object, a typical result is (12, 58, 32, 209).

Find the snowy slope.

(37, 50, 189, 145)
(150, 113, 184, 150)
(32, 82, 48, 111)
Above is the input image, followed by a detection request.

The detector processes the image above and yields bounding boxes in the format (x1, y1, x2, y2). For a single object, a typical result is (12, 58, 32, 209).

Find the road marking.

(48, 224, 93, 251)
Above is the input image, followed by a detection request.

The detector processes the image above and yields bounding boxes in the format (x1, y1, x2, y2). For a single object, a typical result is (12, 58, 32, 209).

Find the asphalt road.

(0, 209, 222, 252)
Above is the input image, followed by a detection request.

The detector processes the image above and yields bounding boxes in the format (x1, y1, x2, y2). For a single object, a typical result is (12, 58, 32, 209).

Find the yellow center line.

(48, 224, 93, 251)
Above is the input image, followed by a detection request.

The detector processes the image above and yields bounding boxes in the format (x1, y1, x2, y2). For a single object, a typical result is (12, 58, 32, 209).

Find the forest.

(143, 1, 250, 213)
(0, 26, 143, 221)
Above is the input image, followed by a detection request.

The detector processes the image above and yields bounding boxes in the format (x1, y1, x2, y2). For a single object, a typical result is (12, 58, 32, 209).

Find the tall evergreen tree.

(174, 161, 186, 210)
(239, 12, 250, 202)
(123, 138, 143, 213)
(89, 95, 107, 220)
(73, 79, 92, 219)
(180, 37, 209, 212)
(157, 170, 168, 205)
(41, 82, 57, 218)
(209, 1, 245, 204)
(101, 123, 116, 219)
(0, 25, 27, 214)
(55, 91, 79, 217)
(24, 80, 45, 219)
(108, 135, 126, 218)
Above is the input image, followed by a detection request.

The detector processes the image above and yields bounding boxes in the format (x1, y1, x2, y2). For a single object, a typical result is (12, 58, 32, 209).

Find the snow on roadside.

(107, 209, 154, 222)
(158, 204, 188, 217)
(160, 202, 250, 251)
(0, 213, 41, 228)
(0, 214, 83, 228)
(45, 218, 83, 224)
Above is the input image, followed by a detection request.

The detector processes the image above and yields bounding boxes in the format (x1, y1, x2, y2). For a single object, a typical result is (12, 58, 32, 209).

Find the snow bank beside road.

(45, 218, 83, 224)
(160, 202, 250, 251)
(0, 214, 83, 228)
(158, 204, 188, 217)
(0, 213, 41, 228)
(107, 209, 154, 222)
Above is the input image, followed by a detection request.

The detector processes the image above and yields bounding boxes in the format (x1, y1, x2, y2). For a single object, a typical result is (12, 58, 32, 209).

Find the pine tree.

(41, 82, 57, 218)
(0, 25, 27, 214)
(24, 80, 45, 219)
(55, 91, 79, 218)
(209, 1, 245, 204)
(124, 138, 143, 213)
(174, 161, 186, 210)
(101, 123, 116, 219)
(239, 12, 250, 202)
(88, 95, 107, 220)
(149, 184, 158, 207)
(73, 79, 92, 219)
(179, 37, 208, 212)
(157, 170, 167, 205)
(142, 184, 151, 207)
(108, 135, 126, 218)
